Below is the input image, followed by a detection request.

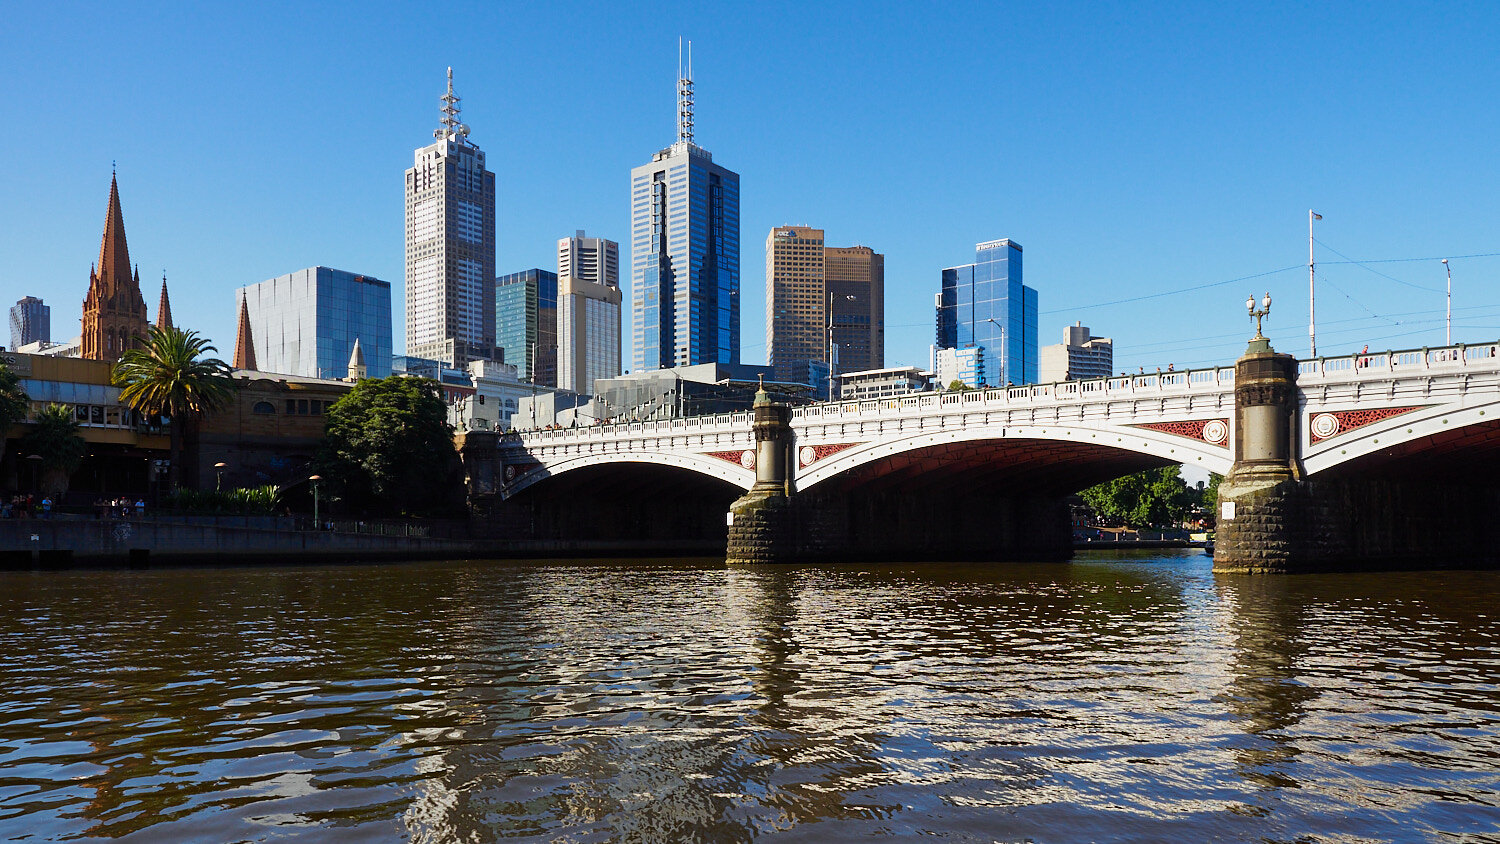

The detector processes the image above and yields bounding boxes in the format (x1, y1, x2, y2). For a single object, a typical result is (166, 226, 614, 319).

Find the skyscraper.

(935, 239, 1037, 387)
(495, 269, 558, 387)
(765, 226, 825, 384)
(557, 231, 622, 394)
(236, 267, 393, 379)
(630, 45, 740, 371)
(405, 68, 497, 367)
(766, 227, 885, 388)
(9, 297, 49, 350)
(81, 173, 149, 362)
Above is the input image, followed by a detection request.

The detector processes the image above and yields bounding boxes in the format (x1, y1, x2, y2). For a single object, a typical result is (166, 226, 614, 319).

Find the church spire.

(156, 272, 173, 330)
(82, 171, 148, 361)
(233, 291, 256, 371)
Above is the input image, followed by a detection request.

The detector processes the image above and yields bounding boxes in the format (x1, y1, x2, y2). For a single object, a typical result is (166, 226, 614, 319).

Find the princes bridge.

(463, 340, 1500, 573)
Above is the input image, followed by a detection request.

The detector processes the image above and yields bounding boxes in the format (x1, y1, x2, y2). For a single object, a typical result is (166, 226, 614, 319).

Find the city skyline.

(3, 3, 1499, 378)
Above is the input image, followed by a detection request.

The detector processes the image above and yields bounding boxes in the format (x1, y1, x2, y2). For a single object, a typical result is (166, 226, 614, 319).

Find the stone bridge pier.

(1214, 337, 1500, 574)
(725, 386, 1071, 565)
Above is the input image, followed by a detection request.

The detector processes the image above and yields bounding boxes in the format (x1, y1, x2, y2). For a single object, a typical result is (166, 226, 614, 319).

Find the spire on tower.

(677, 39, 694, 144)
(156, 272, 173, 331)
(233, 291, 257, 371)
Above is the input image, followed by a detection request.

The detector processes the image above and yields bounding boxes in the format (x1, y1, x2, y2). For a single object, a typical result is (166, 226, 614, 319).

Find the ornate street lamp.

(1247, 291, 1272, 339)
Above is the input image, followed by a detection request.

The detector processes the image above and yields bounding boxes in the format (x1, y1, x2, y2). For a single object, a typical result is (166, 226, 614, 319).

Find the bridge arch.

(502, 450, 752, 500)
(1303, 399, 1500, 477)
(793, 423, 1235, 492)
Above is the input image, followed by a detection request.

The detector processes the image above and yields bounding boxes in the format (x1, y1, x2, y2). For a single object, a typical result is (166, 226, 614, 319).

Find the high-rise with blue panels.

(237, 267, 393, 380)
(630, 52, 740, 371)
(935, 239, 1037, 387)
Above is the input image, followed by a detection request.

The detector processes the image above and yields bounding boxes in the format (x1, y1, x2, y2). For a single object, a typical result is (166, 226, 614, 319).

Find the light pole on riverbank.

(214, 462, 226, 492)
(309, 474, 322, 527)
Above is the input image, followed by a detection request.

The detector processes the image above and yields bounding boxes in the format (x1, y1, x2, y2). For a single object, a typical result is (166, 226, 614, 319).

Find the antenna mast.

(677, 39, 694, 144)
(437, 67, 464, 140)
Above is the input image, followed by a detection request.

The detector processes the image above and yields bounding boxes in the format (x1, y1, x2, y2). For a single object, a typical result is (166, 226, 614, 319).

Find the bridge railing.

(1297, 342, 1500, 379)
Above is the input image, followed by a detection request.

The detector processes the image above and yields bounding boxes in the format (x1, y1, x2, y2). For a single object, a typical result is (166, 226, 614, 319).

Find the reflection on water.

(0, 553, 1497, 842)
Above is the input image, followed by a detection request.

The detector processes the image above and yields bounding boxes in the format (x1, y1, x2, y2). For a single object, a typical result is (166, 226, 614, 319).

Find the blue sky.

(2, 1, 1497, 374)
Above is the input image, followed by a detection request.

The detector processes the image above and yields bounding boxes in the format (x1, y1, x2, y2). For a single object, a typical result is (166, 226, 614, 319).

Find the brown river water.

(0, 551, 1496, 842)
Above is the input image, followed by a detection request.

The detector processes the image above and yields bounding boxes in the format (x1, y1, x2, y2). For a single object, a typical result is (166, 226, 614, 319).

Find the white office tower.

(404, 68, 497, 367)
(1038, 322, 1114, 382)
(558, 230, 619, 288)
(557, 231, 622, 394)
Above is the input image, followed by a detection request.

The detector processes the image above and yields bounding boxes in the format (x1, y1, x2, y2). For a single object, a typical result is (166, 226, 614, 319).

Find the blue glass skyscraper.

(630, 50, 740, 370)
(238, 267, 393, 380)
(935, 239, 1037, 387)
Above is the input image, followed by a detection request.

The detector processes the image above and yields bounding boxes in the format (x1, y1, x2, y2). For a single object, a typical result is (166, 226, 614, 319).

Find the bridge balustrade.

(1296, 343, 1500, 380)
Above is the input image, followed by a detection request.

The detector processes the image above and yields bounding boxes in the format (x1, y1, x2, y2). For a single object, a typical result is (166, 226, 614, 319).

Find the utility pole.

(1309, 210, 1322, 358)
(1443, 258, 1452, 345)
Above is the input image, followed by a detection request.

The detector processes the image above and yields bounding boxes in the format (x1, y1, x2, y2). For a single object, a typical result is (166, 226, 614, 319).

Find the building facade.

(630, 59, 740, 371)
(837, 366, 931, 401)
(558, 230, 619, 287)
(404, 69, 497, 367)
(826, 245, 884, 375)
(935, 239, 1037, 387)
(495, 269, 558, 387)
(81, 174, 150, 362)
(1039, 322, 1114, 382)
(765, 226, 825, 384)
(9, 297, 49, 350)
(557, 231, 622, 394)
(766, 227, 884, 393)
(236, 267, 393, 381)
(558, 275, 622, 395)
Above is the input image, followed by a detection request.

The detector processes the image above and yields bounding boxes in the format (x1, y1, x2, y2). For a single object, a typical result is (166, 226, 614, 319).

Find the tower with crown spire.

(81, 173, 150, 362)
(629, 40, 740, 371)
(404, 67, 497, 368)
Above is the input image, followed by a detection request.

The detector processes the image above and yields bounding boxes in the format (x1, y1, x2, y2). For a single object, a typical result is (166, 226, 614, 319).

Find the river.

(0, 551, 1496, 842)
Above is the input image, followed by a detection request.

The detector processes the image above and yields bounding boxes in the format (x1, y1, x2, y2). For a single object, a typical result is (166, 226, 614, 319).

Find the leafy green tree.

(20, 404, 86, 498)
(1200, 473, 1224, 526)
(947, 380, 971, 391)
(112, 326, 234, 490)
(315, 376, 463, 517)
(0, 361, 29, 468)
(1080, 465, 1194, 528)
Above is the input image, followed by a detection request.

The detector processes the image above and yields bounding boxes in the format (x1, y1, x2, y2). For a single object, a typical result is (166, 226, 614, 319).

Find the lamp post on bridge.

(309, 474, 322, 529)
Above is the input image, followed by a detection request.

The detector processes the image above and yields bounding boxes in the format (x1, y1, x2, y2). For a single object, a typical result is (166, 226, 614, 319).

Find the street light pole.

(1442, 258, 1452, 346)
(309, 474, 322, 528)
(213, 462, 226, 492)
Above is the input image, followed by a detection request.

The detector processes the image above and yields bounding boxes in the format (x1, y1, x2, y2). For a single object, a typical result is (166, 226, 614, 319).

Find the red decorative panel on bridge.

(799, 442, 860, 467)
(1131, 419, 1231, 447)
(1309, 406, 1426, 442)
(502, 463, 542, 483)
(705, 449, 758, 470)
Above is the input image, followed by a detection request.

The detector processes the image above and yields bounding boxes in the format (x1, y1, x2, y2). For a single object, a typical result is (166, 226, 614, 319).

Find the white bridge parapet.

(503, 342, 1500, 495)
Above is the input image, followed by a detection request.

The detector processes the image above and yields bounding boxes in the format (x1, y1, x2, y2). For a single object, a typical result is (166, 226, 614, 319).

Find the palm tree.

(112, 326, 234, 490)
(20, 404, 86, 499)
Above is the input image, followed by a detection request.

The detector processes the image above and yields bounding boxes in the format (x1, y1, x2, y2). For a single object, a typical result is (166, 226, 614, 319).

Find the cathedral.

(81, 172, 154, 362)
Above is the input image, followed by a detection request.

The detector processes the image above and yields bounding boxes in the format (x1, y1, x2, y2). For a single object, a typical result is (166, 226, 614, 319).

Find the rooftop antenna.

(437, 67, 467, 140)
(677, 39, 694, 144)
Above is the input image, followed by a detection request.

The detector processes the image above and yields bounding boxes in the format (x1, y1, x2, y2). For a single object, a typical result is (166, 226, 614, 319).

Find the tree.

(20, 404, 86, 498)
(1200, 473, 1224, 526)
(315, 375, 463, 517)
(0, 361, 29, 468)
(947, 380, 971, 391)
(112, 326, 234, 490)
(1080, 466, 1194, 528)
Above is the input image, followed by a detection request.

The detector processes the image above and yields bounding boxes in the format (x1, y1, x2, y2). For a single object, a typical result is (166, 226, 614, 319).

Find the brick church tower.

(82, 172, 149, 362)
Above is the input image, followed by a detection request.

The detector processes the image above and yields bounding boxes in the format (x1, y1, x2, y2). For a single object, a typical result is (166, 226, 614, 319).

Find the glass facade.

(935, 240, 1037, 387)
(630, 142, 740, 371)
(9, 296, 50, 349)
(495, 269, 558, 386)
(238, 267, 392, 380)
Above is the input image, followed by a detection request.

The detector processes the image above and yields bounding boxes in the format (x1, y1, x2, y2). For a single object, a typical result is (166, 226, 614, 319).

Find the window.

(253, 401, 276, 414)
